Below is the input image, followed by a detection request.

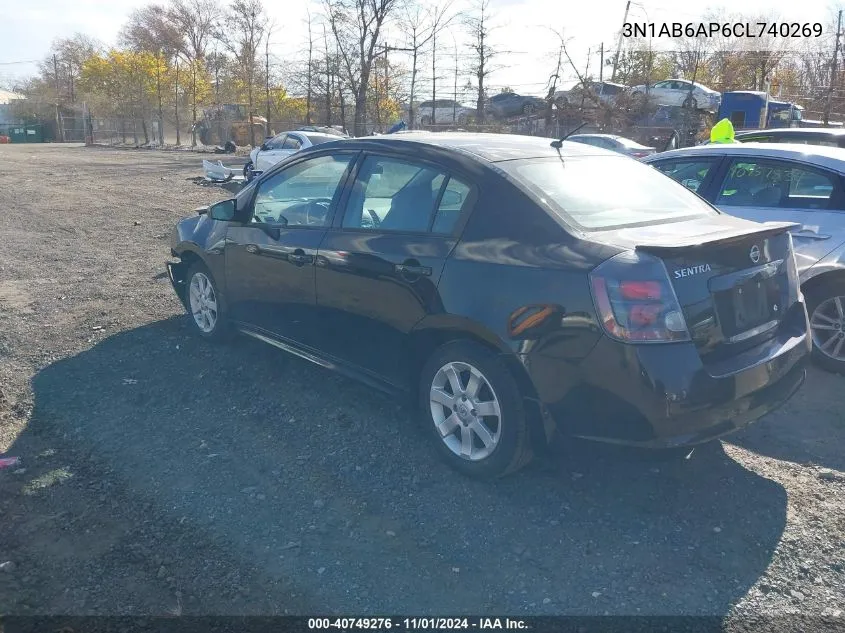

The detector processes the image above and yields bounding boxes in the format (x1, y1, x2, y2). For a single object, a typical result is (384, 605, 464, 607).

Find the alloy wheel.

(810, 295, 845, 361)
(429, 361, 502, 461)
(189, 272, 218, 333)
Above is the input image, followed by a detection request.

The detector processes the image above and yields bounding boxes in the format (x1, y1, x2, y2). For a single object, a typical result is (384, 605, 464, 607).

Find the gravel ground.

(0, 143, 844, 620)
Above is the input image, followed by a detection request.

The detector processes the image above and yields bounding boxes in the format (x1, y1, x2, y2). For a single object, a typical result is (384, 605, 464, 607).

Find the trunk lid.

(592, 216, 799, 359)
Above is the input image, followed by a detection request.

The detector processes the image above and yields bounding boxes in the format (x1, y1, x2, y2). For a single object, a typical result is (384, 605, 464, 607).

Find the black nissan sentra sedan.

(167, 132, 811, 479)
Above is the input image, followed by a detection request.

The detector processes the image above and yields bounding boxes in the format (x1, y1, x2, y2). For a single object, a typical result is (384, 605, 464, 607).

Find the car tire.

(683, 95, 698, 110)
(420, 115, 432, 126)
(806, 278, 845, 374)
(185, 262, 229, 341)
(419, 340, 533, 479)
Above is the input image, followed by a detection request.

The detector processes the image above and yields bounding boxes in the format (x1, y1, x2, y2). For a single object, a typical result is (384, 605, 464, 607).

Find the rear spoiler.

(635, 221, 799, 255)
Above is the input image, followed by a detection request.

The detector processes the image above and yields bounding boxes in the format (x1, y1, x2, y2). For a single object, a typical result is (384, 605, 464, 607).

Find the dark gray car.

(485, 92, 547, 119)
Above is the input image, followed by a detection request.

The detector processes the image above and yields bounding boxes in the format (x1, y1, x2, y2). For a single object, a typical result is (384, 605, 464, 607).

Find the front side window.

(502, 156, 718, 231)
(342, 155, 469, 234)
(266, 134, 286, 150)
(651, 158, 717, 193)
(715, 159, 836, 210)
(252, 154, 354, 227)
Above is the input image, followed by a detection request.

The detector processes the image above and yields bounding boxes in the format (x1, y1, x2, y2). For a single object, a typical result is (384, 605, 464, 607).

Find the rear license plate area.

(717, 277, 781, 339)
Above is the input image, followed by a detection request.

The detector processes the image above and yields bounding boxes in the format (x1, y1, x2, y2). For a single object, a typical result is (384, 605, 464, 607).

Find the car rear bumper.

(537, 316, 811, 448)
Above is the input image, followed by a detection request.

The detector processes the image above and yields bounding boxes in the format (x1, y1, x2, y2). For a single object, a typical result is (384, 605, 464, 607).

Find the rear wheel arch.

(406, 323, 549, 448)
(800, 269, 845, 374)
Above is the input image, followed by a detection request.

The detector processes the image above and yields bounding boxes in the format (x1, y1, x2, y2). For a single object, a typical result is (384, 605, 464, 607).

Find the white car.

(629, 79, 721, 112)
(644, 143, 845, 373)
(244, 130, 344, 180)
(416, 100, 474, 126)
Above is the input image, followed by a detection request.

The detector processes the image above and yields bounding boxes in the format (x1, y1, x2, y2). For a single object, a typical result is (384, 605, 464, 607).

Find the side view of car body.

(644, 143, 845, 373)
(245, 130, 344, 181)
(734, 128, 845, 148)
(629, 79, 721, 112)
(554, 81, 626, 109)
(168, 133, 809, 478)
(416, 100, 474, 126)
(566, 134, 656, 158)
(485, 92, 547, 119)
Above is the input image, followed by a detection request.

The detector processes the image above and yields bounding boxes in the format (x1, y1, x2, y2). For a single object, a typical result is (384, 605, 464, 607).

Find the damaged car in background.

(167, 133, 810, 479)
(243, 128, 349, 182)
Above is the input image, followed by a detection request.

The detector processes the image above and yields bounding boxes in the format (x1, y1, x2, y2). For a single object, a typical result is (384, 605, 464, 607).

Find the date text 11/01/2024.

(623, 22, 823, 38)
(307, 618, 528, 630)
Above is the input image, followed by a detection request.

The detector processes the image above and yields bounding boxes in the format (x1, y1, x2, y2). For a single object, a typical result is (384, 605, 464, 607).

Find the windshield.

(501, 156, 718, 230)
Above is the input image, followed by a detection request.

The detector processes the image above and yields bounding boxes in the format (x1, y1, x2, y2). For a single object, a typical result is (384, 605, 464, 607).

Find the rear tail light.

(590, 251, 690, 343)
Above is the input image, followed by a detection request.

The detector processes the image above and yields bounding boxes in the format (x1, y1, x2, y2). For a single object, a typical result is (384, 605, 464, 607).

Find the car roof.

(313, 132, 614, 163)
(736, 127, 845, 138)
(568, 133, 620, 140)
(643, 142, 845, 173)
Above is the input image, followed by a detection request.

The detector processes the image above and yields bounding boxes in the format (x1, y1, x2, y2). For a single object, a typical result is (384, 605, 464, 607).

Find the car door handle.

(289, 252, 314, 265)
(395, 263, 431, 276)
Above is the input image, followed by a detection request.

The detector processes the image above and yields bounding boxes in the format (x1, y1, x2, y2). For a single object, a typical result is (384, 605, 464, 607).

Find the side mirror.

(209, 199, 236, 221)
(260, 142, 270, 151)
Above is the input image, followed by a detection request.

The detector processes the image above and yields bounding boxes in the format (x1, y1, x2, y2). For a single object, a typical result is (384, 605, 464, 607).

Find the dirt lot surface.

(0, 144, 844, 621)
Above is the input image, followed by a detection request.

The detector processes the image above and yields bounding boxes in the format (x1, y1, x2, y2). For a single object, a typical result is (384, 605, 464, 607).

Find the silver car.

(244, 130, 343, 181)
(643, 143, 845, 373)
(566, 134, 656, 158)
(629, 79, 721, 112)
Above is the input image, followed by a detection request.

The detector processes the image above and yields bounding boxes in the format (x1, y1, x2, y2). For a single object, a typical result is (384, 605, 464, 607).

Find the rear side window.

(502, 156, 717, 230)
(651, 159, 717, 193)
(342, 155, 471, 234)
(715, 159, 837, 210)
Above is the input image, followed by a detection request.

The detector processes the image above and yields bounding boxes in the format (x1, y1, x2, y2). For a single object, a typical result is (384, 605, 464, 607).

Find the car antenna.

(550, 122, 588, 149)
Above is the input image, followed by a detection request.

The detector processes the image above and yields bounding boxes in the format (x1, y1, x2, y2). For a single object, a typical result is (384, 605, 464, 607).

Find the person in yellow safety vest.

(710, 118, 740, 144)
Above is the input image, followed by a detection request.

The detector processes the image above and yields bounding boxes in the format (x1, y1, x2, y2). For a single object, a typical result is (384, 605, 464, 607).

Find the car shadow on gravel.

(725, 367, 845, 473)
(20, 317, 789, 615)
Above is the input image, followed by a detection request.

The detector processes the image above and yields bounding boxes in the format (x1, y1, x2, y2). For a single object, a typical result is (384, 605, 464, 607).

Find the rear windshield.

(501, 156, 718, 231)
(305, 134, 335, 145)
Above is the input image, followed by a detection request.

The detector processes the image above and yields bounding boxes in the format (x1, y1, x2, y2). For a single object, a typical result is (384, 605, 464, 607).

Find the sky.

(0, 0, 840, 100)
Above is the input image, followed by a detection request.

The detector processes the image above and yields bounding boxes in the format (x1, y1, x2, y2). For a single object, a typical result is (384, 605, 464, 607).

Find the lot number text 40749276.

(307, 618, 528, 630)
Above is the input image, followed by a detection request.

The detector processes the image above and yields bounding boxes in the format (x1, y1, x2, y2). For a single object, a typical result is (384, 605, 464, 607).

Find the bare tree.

(120, 5, 183, 57)
(464, 0, 498, 124)
(400, 1, 454, 129)
(306, 9, 315, 124)
(324, 0, 399, 136)
(121, 6, 183, 143)
(169, 0, 220, 144)
(220, 0, 269, 145)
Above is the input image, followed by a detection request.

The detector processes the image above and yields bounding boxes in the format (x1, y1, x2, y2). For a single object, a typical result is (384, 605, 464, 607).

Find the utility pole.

(383, 43, 389, 127)
(599, 43, 604, 83)
(825, 9, 842, 126)
(156, 52, 164, 145)
(611, 0, 631, 82)
(265, 34, 271, 134)
(175, 56, 181, 146)
(453, 37, 459, 125)
(53, 54, 65, 142)
(432, 29, 437, 128)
